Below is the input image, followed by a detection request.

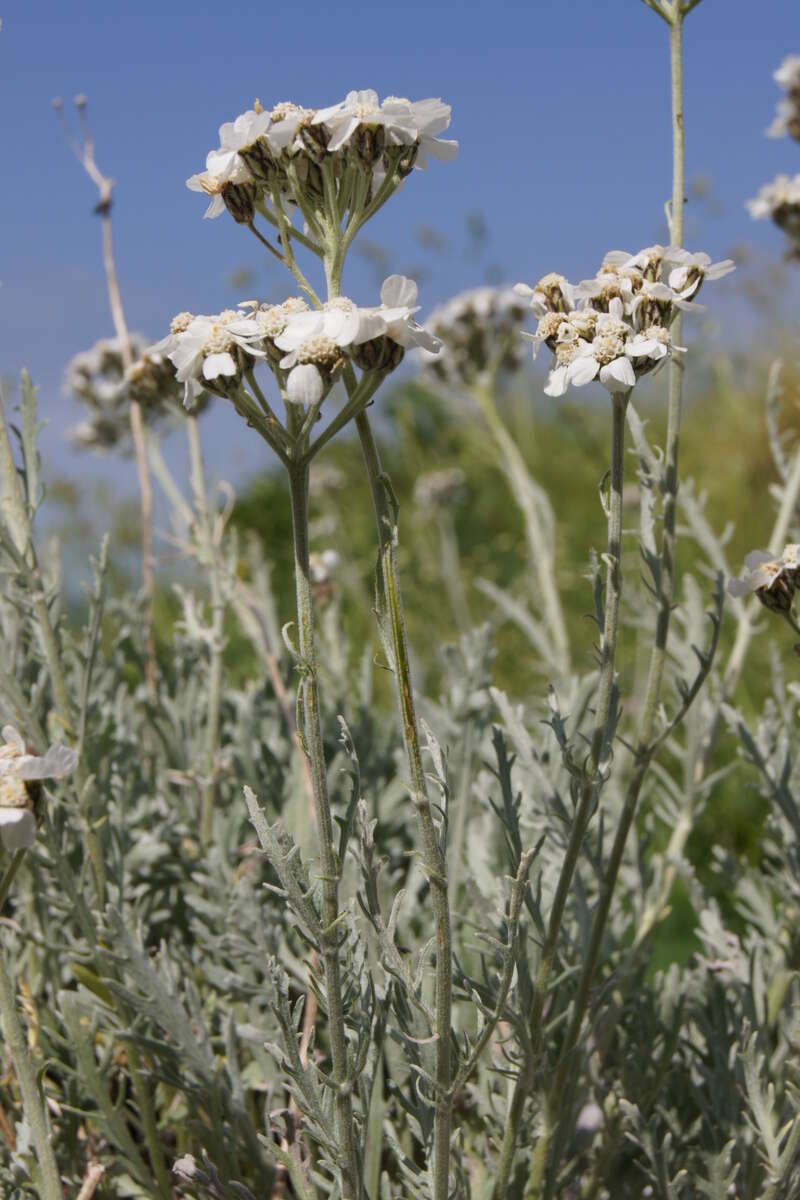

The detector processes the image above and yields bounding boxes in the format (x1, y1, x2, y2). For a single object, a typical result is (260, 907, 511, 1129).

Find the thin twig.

(54, 95, 157, 694)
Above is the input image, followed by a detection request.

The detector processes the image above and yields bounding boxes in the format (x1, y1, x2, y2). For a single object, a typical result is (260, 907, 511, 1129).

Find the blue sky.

(0, 0, 798, 497)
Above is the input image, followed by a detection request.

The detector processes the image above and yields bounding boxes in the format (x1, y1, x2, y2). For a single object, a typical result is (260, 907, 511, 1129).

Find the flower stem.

(492, 390, 629, 1200)
(354, 409, 453, 1200)
(0, 949, 64, 1200)
(286, 461, 360, 1200)
(525, 9, 694, 1193)
(186, 415, 226, 849)
(473, 383, 570, 677)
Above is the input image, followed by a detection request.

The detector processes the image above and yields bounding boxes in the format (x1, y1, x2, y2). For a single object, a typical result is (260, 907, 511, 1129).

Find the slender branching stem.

(355, 408, 453, 1200)
(529, 8, 695, 1193)
(287, 462, 360, 1200)
(0, 949, 64, 1200)
(186, 416, 226, 848)
(493, 391, 629, 1200)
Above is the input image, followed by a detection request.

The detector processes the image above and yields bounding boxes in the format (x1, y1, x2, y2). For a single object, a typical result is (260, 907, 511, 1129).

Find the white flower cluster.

(0, 726, 78, 852)
(154, 276, 440, 407)
(420, 286, 528, 386)
(66, 335, 189, 452)
(515, 246, 734, 398)
(767, 55, 800, 141)
(187, 91, 457, 222)
(746, 174, 800, 252)
(728, 544, 800, 615)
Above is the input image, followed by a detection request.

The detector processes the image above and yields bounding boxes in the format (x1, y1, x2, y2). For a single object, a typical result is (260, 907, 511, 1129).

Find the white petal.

(567, 357, 600, 388)
(381, 275, 418, 309)
(726, 578, 753, 597)
(744, 550, 774, 570)
(600, 357, 636, 392)
(286, 364, 324, 405)
(543, 365, 569, 397)
(0, 809, 36, 851)
(203, 353, 237, 380)
(2, 726, 25, 754)
(14, 744, 78, 781)
(204, 196, 225, 219)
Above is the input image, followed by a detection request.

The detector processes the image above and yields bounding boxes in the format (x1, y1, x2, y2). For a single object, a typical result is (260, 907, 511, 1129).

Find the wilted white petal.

(0, 809, 36, 851)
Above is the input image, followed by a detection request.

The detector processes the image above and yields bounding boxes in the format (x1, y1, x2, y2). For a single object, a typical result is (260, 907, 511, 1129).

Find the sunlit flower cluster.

(420, 286, 528, 386)
(767, 55, 800, 141)
(154, 276, 439, 407)
(746, 174, 800, 255)
(515, 246, 734, 398)
(66, 335, 191, 452)
(0, 726, 78, 852)
(187, 91, 457, 223)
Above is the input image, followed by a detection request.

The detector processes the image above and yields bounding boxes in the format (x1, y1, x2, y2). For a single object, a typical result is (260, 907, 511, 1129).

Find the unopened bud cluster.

(65, 335, 190, 452)
(153, 276, 440, 408)
(187, 90, 457, 226)
(420, 287, 528, 387)
(515, 246, 733, 398)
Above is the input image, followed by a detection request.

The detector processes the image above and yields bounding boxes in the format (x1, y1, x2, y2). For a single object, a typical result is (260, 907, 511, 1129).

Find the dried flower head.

(420, 286, 528, 386)
(65, 335, 192, 452)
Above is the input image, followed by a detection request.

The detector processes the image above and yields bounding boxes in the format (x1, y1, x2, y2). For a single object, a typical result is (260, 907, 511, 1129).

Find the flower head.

(65, 335, 189, 452)
(422, 286, 528, 385)
(516, 243, 731, 399)
(727, 545, 800, 614)
(767, 55, 800, 141)
(0, 726, 78, 851)
(153, 311, 267, 405)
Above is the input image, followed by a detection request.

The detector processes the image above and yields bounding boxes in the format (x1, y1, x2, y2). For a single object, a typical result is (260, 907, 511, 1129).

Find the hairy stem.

(355, 409, 453, 1200)
(0, 950, 64, 1200)
(186, 416, 226, 848)
(287, 462, 360, 1200)
(532, 9, 693, 1193)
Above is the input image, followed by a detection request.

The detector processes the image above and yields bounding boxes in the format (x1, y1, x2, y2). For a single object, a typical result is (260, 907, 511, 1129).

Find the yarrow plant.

(7, 7, 800, 1200)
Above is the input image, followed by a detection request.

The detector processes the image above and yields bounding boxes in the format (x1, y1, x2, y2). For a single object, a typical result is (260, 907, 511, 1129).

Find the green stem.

(355, 410, 453, 1200)
(186, 416, 226, 849)
(0, 949, 64, 1200)
(287, 462, 360, 1200)
(492, 391, 629, 1200)
(474, 384, 570, 676)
